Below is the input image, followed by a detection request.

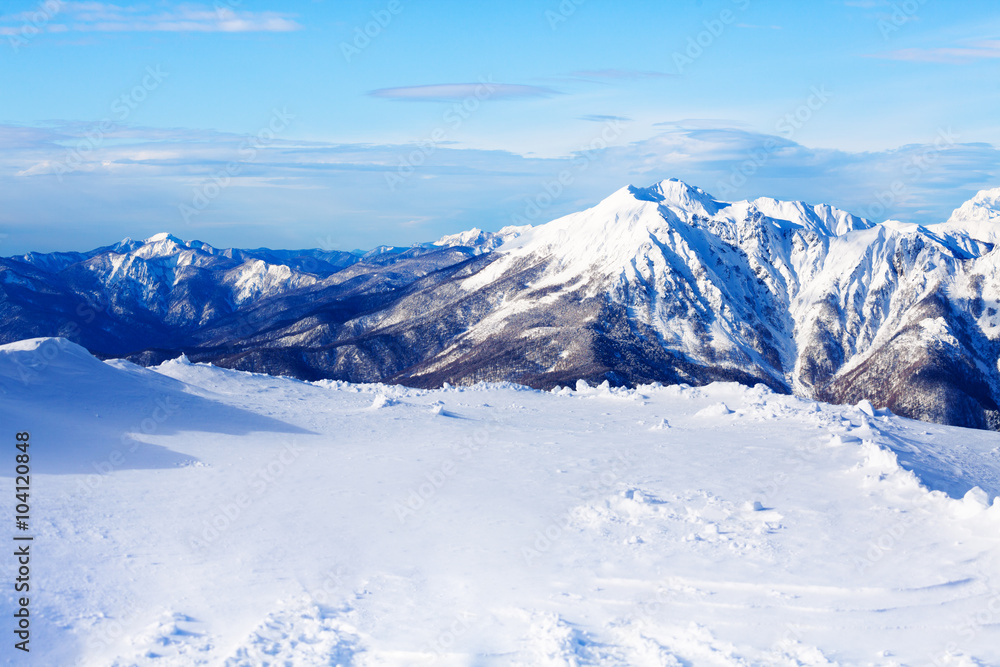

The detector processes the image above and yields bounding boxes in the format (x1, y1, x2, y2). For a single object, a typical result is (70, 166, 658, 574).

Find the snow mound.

(695, 402, 734, 417)
(0, 336, 112, 375)
(0, 337, 306, 475)
(370, 393, 397, 409)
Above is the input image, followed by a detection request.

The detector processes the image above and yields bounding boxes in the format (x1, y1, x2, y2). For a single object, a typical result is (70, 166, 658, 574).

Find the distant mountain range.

(5, 178, 1000, 430)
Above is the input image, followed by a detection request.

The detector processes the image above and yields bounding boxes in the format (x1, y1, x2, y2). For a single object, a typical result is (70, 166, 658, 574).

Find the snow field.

(1, 339, 999, 665)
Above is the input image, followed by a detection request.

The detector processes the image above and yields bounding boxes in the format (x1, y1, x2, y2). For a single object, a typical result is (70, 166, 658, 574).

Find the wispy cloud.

(579, 114, 631, 123)
(0, 2, 301, 34)
(653, 118, 753, 130)
(369, 82, 558, 101)
(843, 0, 921, 27)
(567, 69, 673, 80)
(872, 40, 1000, 63)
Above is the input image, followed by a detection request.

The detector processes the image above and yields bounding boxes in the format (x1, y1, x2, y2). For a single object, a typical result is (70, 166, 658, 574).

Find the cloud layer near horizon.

(1, 121, 998, 254)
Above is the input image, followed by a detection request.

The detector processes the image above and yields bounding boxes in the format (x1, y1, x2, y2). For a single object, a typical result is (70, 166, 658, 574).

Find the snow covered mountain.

(398, 178, 1000, 430)
(4, 179, 1000, 430)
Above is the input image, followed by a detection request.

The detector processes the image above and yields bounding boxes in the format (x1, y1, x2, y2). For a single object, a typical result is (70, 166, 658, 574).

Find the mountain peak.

(651, 177, 714, 198)
(143, 232, 184, 244)
(632, 179, 722, 215)
(130, 233, 190, 260)
(938, 186, 1000, 242)
(741, 197, 874, 236)
(970, 185, 1000, 203)
(949, 187, 1000, 222)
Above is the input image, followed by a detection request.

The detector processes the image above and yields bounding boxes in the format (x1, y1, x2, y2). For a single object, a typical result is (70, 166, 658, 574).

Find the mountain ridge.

(5, 179, 1000, 430)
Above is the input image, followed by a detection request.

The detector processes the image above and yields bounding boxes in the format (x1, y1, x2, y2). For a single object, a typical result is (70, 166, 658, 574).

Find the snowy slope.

(2, 338, 1000, 666)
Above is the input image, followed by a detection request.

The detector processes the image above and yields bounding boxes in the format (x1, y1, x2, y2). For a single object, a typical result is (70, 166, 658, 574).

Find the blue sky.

(1, 0, 999, 253)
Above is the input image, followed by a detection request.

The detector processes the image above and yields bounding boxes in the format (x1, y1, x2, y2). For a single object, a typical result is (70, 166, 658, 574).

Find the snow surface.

(3, 338, 1000, 665)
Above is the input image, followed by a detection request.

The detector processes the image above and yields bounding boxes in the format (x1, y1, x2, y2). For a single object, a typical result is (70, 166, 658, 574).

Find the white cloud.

(734, 24, 782, 30)
(0, 2, 301, 34)
(567, 69, 673, 80)
(369, 83, 557, 101)
(872, 40, 1000, 63)
(579, 115, 632, 123)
